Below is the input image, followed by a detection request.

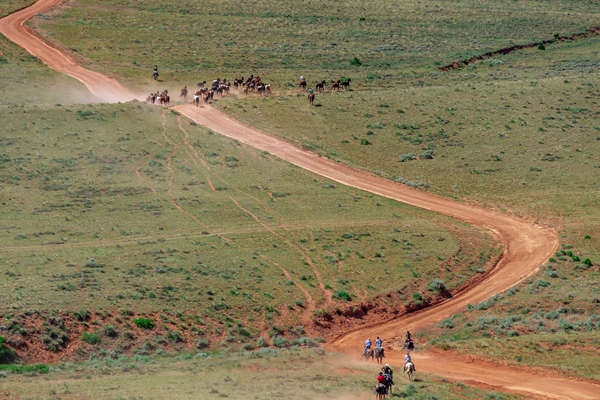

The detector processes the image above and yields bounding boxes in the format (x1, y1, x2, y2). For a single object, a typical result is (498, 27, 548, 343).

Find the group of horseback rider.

(366, 331, 416, 396)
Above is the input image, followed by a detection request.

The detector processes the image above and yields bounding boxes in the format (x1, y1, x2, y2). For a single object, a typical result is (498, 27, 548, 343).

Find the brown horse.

(308, 92, 315, 105)
(180, 86, 188, 99)
(375, 347, 385, 364)
(331, 80, 341, 91)
(159, 93, 170, 105)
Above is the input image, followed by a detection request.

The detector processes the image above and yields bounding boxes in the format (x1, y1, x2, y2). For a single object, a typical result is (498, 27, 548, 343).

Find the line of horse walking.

(145, 73, 353, 107)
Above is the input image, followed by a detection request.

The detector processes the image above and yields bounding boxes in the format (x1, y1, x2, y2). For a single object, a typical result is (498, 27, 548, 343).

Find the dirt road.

(0, 0, 136, 102)
(2, 1, 599, 399)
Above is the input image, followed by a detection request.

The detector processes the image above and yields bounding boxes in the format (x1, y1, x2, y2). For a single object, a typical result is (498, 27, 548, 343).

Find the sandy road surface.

(2, 1, 600, 399)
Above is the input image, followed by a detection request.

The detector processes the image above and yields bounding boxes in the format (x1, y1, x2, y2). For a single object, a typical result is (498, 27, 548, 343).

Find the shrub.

(399, 153, 416, 162)
(533, 280, 550, 289)
(538, 43, 546, 50)
(0, 364, 48, 374)
(81, 332, 101, 345)
(583, 258, 593, 266)
(167, 330, 183, 343)
(440, 318, 454, 329)
(272, 336, 290, 348)
(427, 279, 446, 293)
(419, 149, 435, 159)
(103, 325, 118, 338)
(332, 290, 352, 301)
(133, 318, 155, 330)
(0, 336, 16, 364)
(350, 57, 362, 66)
(360, 139, 371, 145)
(72, 310, 90, 322)
(508, 330, 519, 337)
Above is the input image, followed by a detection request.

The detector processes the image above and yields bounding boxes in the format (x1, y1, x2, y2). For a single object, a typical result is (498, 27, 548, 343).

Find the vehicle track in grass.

(3, 1, 600, 399)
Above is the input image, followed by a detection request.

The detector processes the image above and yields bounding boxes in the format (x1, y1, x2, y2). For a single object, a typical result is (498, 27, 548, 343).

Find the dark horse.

(374, 347, 385, 364)
(316, 80, 326, 91)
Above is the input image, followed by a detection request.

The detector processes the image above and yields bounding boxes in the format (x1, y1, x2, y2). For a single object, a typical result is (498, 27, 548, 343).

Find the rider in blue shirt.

(364, 338, 372, 353)
(375, 336, 383, 348)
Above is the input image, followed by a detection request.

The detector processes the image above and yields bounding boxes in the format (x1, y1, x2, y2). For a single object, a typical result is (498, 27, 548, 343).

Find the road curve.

(0, 0, 137, 102)
(3, 1, 600, 399)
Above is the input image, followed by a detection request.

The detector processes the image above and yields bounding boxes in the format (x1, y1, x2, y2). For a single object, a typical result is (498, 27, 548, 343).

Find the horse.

(265, 84, 271, 95)
(341, 78, 351, 89)
(180, 86, 188, 99)
(375, 383, 387, 400)
(383, 373, 394, 395)
(316, 80, 326, 92)
(403, 338, 414, 350)
(152, 71, 159, 81)
(159, 93, 169, 105)
(404, 362, 415, 381)
(308, 92, 315, 105)
(331, 80, 341, 91)
(362, 348, 374, 361)
(193, 94, 200, 107)
(374, 347, 385, 364)
(299, 80, 307, 89)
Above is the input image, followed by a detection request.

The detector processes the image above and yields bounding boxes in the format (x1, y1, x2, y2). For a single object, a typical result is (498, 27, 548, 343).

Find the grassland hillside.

(22, 0, 600, 381)
(31, 0, 600, 90)
(0, 0, 598, 397)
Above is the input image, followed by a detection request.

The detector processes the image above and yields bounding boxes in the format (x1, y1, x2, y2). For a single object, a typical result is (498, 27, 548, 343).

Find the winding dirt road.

(2, 1, 599, 399)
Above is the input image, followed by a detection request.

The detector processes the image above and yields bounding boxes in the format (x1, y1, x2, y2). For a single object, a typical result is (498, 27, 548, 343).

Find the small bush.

(538, 43, 546, 50)
(332, 290, 352, 302)
(0, 336, 16, 364)
(72, 310, 90, 322)
(399, 153, 416, 162)
(360, 139, 371, 145)
(0, 364, 48, 374)
(133, 318, 155, 330)
(272, 336, 290, 348)
(419, 149, 435, 159)
(81, 332, 101, 345)
(166, 330, 183, 343)
(533, 280, 550, 289)
(427, 279, 446, 293)
(350, 57, 362, 66)
(196, 339, 209, 349)
(103, 325, 118, 338)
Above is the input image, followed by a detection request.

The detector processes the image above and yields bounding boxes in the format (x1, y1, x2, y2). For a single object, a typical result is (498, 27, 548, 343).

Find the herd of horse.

(146, 74, 352, 107)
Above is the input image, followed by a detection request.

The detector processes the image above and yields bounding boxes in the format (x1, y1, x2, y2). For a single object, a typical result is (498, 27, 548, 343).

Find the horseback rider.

(364, 337, 372, 354)
(382, 363, 393, 378)
(375, 336, 383, 348)
(405, 331, 412, 341)
(404, 352, 415, 371)
(377, 371, 385, 384)
(152, 65, 159, 80)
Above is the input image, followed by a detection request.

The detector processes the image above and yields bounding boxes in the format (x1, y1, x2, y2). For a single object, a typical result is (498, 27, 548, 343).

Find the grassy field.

(0, 98, 497, 362)
(0, 348, 520, 400)
(2, 0, 599, 391)
(31, 0, 600, 91)
(24, 0, 600, 378)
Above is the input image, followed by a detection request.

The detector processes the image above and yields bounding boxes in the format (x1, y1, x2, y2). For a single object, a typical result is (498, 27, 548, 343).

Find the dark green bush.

(133, 318, 155, 330)
(427, 279, 446, 293)
(332, 290, 352, 301)
(350, 57, 362, 66)
(0, 336, 16, 364)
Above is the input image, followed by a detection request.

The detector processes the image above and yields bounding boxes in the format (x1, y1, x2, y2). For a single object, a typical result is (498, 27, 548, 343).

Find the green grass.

(214, 36, 600, 377)
(0, 348, 521, 400)
(0, 101, 494, 360)
(0, 0, 35, 18)
(32, 0, 600, 91)
(0, 35, 96, 105)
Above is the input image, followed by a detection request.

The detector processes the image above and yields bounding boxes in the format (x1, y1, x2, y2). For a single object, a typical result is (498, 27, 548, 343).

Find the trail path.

(2, 1, 600, 399)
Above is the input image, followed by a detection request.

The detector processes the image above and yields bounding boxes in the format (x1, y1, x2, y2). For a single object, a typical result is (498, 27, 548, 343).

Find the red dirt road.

(2, 1, 600, 399)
